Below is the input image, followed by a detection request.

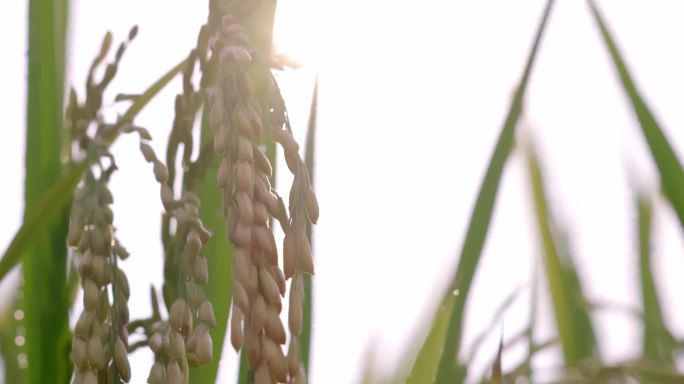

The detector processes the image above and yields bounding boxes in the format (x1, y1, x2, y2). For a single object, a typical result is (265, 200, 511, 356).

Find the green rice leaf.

(0, 58, 187, 283)
(23, 0, 70, 382)
(587, 0, 684, 230)
(525, 142, 596, 366)
(406, 295, 456, 384)
(301, 76, 319, 373)
(427, 2, 556, 382)
(637, 195, 676, 371)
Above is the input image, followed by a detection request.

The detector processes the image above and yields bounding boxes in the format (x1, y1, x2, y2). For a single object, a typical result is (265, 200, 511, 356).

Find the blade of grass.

(301, 76, 319, 373)
(0, 57, 188, 283)
(188, 111, 233, 383)
(23, 0, 70, 382)
(637, 195, 676, 371)
(587, 0, 684, 229)
(407, 295, 457, 384)
(525, 142, 596, 366)
(428, 2, 556, 382)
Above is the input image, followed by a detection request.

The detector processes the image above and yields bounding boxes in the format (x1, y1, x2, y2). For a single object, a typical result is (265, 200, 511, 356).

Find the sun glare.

(272, 0, 327, 71)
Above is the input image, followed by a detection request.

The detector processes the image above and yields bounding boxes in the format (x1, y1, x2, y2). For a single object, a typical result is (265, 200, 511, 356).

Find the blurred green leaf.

(525, 142, 596, 366)
(23, 0, 70, 382)
(0, 58, 188, 283)
(427, 2, 556, 382)
(406, 295, 456, 384)
(637, 195, 676, 373)
(587, 0, 684, 230)
(301, 76, 319, 374)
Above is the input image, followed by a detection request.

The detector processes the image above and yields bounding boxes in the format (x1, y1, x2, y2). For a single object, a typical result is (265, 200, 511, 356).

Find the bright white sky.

(2, 1, 684, 383)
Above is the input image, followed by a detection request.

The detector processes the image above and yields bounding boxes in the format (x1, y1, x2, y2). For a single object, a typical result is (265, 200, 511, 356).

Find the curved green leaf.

(525, 142, 596, 366)
(637, 195, 676, 373)
(587, 0, 684, 230)
(427, 2, 557, 382)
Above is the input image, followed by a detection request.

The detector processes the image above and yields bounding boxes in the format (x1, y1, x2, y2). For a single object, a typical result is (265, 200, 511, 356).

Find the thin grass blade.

(587, 0, 684, 229)
(637, 195, 676, 372)
(426, 2, 556, 382)
(22, 0, 70, 382)
(406, 295, 456, 384)
(525, 142, 596, 366)
(301, 76, 319, 373)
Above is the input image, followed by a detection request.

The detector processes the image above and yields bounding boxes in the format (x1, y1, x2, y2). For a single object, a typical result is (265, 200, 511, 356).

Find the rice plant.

(2, 0, 683, 383)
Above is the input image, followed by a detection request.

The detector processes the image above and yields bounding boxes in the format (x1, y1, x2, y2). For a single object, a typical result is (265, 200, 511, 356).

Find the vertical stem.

(24, 0, 70, 383)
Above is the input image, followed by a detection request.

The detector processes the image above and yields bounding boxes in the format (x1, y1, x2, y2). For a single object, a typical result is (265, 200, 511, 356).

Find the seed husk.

(87, 336, 106, 370)
(72, 337, 88, 370)
(259, 267, 281, 305)
(234, 248, 250, 286)
(230, 306, 244, 351)
(198, 301, 217, 327)
(237, 191, 254, 225)
(194, 256, 209, 284)
(196, 326, 213, 364)
(283, 232, 296, 279)
(169, 299, 188, 331)
(217, 157, 231, 189)
(289, 290, 303, 336)
(263, 337, 287, 382)
(250, 294, 267, 331)
(83, 370, 98, 384)
(235, 161, 254, 192)
(83, 278, 100, 310)
(114, 337, 131, 382)
(287, 339, 300, 373)
(147, 362, 166, 384)
(254, 149, 272, 177)
(153, 160, 169, 183)
(234, 281, 250, 314)
(304, 186, 319, 224)
(265, 308, 286, 345)
(166, 360, 182, 384)
(169, 331, 185, 359)
(140, 142, 156, 162)
(238, 136, 253, 161)
(149, 333, 162, 353)
(254, 362, 271, 384)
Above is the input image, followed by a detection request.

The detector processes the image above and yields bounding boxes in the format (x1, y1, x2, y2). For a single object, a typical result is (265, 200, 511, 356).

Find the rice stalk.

(22, 0, 70, 381)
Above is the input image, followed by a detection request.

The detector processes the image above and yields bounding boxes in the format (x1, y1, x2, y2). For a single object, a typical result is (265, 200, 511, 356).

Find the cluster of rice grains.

(69, 168, 132, 384)
(206, 15, 318, 384)
(66, 29, 138, 384)
(67, 6, 317, 383)
(143, 44, 217, 384)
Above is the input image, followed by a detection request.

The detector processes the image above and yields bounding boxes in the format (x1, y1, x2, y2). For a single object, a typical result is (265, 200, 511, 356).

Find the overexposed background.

(1, 0, 684, 383)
